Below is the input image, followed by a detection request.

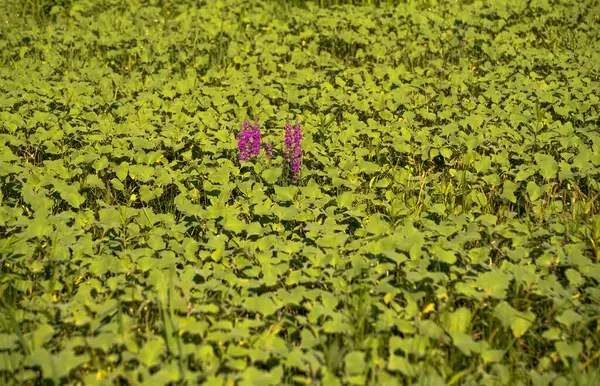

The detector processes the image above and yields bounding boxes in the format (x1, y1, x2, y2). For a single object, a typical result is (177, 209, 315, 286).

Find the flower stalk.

(238, 121, 261, 162)
(284, 122, 302, 182)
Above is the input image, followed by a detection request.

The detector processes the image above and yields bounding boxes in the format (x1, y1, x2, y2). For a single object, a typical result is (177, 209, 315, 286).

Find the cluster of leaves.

(1, 0, 600, 384)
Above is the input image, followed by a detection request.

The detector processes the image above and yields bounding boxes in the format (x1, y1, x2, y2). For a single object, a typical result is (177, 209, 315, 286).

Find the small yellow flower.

(96, 369, 106, 380)
(423, 303, 436, 313)
(302, 40, 306, 47)
(384, 293, 392, 305)
(130, 194, 137, 201)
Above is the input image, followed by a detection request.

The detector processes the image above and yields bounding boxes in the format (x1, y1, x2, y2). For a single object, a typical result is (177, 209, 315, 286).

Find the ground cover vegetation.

(1, 0, 600, 384)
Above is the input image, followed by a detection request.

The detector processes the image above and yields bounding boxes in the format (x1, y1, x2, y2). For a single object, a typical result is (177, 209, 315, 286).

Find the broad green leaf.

(115, 162, 129, 181)
(433, 245, 457, 264)
(388, 355, 417, 377)
(58, 184, 85, 208)
(501, 180, 517, 203)
(555, 341, 583, 360)
(365, 214, 392, 235)
(358, 159, 380, 174)
(526, 181, 543, 201)
(555, 309, 582, 329)
(534, 153, 558, 180)
(337, 191, 355, 208)
(494, 301, 535, 338)
(85, 174, 105, 190)
(465, 114, 484, 130)
(481, 349, 505, 363)
(262, 167, 282, 184)
(274, 186, 298, 202)
(344, 351, 366, 376)
(379, 110, 394, 121)
(511, 311, 535, 338)
(440, 307, 471, 334)
(477, 270, 511, 299)
(390, 336, 430, 358)
(139, 338, 165, 368)
(98, 207, 122, 231)
(440, 147, 452, 159)
(221, 212, 246, 234)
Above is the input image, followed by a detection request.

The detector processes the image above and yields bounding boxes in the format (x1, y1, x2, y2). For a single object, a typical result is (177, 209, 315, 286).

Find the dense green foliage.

(1, 0, 600, 384)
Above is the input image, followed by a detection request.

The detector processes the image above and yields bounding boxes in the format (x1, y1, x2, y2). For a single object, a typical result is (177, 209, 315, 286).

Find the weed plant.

(1, 0, 600, 384)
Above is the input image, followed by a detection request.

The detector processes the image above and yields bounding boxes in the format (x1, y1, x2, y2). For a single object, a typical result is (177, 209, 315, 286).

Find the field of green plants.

(1, 0, 600, 384)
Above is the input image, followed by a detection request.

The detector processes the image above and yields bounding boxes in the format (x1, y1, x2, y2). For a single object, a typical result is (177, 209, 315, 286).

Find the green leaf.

(481, 349, 505, 363)
(24, 348, 89, 380)
(129, 164, 155, 182)
(542, 328, 562, 341)
(0, 334, 19, 350)
(365, 214, 392, 236)
(274, 186, 298, 202)
(344, 351, 366, 376)
(221, 212, 246, 234)
(262, 167, 282, 184)
(115, 162, 129, 181)
(209, 166, 231, 185)
(85, 174, 105, 190)
(417, 320, 445, 340)
(511, 311, 535, 338)
(148, 362, 181, 384)
(388, 355, 417, 377)
(243, 295, 280, 317)
(390, 336, 430, 358)
(31, 324, 54, 351)
(139, 185, 155, 202)
(429, 203, 446, 215)
(440, 147, 453, 159)
(433, 245, 457, 264)
(272, 205, 298, 221)
(26, 216, 53, 239)
(501, 180, 517, 203)
(477, 270, 511, 299)
(449, 331, 479, 356)
(534, 153, 558, 180)
(92, 156, 109, 172)
(358, 159, 380, 174)
(110, 178, 125, 191)
(555, 341, 583, 360)
(337, 191, 355, 208)
(526, 181, 543, 201)
(58, 184, 85, 208)
(440, 307, 471, 334)
(379, 110, 394, 121)
(139, 338, 165, 368)
(477, 214, 497, 227)
(565, 269, 585, 287)
(98, 207, 122, 231)
(494, 301, 535, 338)
(465, 114, 484, 130)
(147, 234, 166, 251)
(555, 309, 582, 329)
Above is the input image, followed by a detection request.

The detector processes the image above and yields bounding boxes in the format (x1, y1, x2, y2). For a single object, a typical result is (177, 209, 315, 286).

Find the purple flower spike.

(284, 122, 302, 181)
(264, 142, 274, 159)
(238, 121, 261, 163)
